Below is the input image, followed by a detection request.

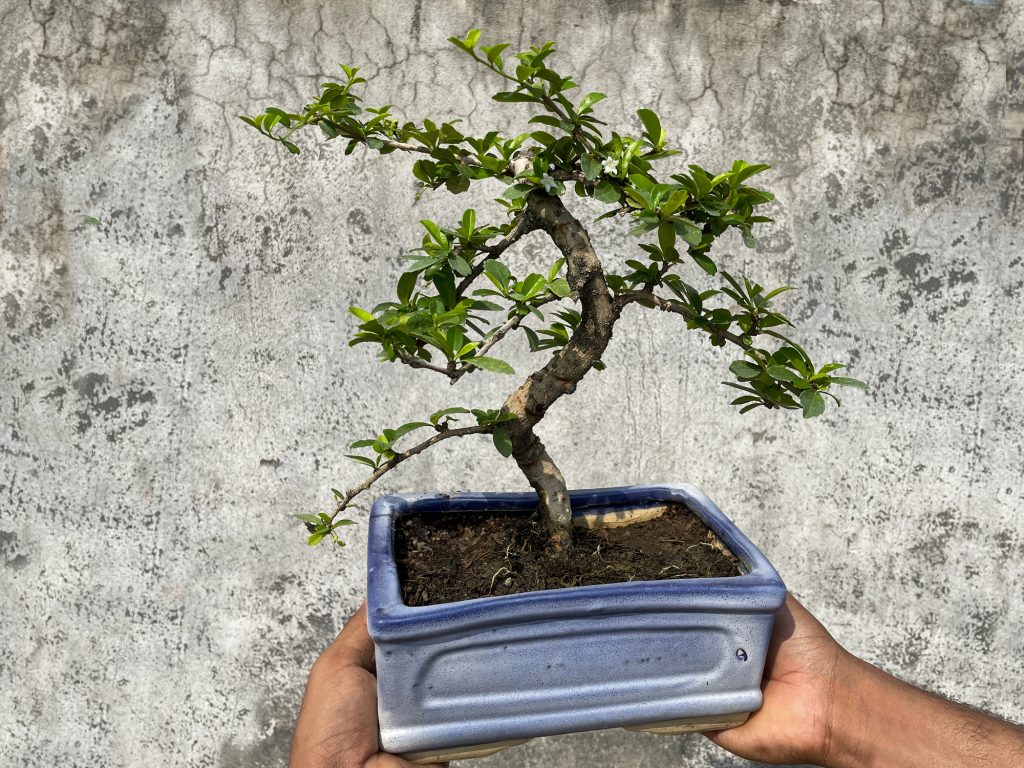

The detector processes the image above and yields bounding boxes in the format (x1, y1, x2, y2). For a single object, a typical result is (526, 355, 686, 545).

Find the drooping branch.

(330, 424, 493, 520)
(393, 349, 456, 377)
(615, 290, 749, 347)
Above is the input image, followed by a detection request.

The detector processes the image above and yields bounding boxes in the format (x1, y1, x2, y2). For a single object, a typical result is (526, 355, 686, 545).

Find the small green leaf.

(467, 355, 515, 374)
(593, 180, 621, 203)
(672, 219, 703, 247)
(580, 154, 603, 181)
(397, 271, 417, 304)
(492, 426, 513, 457)
(345, 454, 378, 469)
(636, 108, 665, 147)
(829, 376, 867, 390)
(767, 365, 804, 384)
(349, 306, 374, 322)
(690, 251, 717, 276)
(729, 360, 761, 379)
(548, 277, 571, 297)
(420, 219, 448, 246)
(658, 221, 676, 257)
(800, 389, 826, 418)
(578, 92, 607, 113)
(294, 513, 321, 524)
(460, 208, 476, 238)
(446, 174, 470, 194)
(307, 531, 326, 546)
(430, 406, 470, 424)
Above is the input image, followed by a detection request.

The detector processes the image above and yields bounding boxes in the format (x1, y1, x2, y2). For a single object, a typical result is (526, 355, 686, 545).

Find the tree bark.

(502, 191, 620, 548)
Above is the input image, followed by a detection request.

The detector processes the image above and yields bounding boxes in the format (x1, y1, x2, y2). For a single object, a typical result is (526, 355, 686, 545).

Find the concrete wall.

(2, 1, 1022, 766)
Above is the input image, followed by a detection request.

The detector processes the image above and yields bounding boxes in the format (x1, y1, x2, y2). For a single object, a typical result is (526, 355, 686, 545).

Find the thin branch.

(616, 290, 749, 348)
(331, 424, 492, 520)
(455, 215, 537, 298)
(393, 349, 456, 378)
(450, 295, 560, 384)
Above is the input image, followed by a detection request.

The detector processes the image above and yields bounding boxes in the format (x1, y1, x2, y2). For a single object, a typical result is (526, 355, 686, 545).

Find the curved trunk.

(502, 191, 620, 547)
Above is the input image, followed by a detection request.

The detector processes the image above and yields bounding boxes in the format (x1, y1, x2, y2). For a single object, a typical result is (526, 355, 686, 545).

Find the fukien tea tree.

(242, 30, 864, 551)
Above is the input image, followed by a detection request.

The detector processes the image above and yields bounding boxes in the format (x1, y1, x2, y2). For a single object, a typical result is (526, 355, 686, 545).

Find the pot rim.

(367, 483, 786, 642)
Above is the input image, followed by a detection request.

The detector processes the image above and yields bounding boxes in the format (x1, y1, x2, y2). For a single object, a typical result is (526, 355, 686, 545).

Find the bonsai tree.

(242, 31, 864, 552)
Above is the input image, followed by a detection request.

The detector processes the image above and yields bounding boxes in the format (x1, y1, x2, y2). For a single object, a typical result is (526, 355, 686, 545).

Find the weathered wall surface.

(1, 1, 1022, 766)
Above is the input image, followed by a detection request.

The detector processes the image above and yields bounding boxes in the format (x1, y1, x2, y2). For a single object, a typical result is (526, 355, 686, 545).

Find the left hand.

(289, 600, 446, 768)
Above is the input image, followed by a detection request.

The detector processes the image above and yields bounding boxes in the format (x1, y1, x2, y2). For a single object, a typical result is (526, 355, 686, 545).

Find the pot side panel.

(375, 610, 771, 753)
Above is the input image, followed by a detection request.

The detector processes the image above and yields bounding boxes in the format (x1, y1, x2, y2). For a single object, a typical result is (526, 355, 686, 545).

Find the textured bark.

(502, 191, 621, 546)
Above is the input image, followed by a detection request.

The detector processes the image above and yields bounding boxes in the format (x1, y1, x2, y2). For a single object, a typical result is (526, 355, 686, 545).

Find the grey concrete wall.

(2, 1, 1022, 766)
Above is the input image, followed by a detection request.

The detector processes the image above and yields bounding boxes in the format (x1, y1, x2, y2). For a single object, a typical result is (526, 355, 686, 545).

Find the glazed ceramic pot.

(366, 483, 785, 763)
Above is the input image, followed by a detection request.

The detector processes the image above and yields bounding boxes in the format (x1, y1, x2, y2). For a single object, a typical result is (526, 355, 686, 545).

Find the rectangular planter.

(366, 484, 786, 762)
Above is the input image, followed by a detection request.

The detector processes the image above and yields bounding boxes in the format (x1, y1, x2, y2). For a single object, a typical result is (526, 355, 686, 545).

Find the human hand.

(703, 593, 849, 766)
(290, 600, 446, 768)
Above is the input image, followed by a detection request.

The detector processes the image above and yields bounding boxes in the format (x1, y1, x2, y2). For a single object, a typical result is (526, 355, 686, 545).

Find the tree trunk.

(502, 191, 620, 548)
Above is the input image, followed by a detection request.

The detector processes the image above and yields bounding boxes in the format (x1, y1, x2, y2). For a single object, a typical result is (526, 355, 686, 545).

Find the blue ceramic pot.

(366, 484, 785, 761)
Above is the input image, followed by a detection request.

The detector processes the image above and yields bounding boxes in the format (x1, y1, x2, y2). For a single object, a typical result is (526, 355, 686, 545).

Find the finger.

(367, 756, 447, 768)
(326, 599, 376, 672)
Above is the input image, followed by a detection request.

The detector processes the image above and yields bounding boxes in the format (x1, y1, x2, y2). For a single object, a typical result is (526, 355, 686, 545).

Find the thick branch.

(331, 424, 491, 519)
(501, 191, 620, 540)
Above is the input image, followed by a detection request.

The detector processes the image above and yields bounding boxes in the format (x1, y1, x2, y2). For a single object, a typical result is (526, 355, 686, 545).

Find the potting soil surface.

(394, 503, 742, 607)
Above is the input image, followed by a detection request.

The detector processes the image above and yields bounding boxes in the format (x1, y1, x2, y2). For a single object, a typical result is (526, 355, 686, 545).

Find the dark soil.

(394, 503, 742, 607)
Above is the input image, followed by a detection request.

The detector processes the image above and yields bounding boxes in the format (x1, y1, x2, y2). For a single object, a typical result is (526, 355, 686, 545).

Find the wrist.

(822, 652, 887, 768)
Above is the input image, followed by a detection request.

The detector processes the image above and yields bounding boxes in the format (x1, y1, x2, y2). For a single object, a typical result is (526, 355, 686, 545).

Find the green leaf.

(502, 183, 534, 201)
(349, 306, 374, 322)
(492, 426, 513, 457)
(483, 259, 512, 290)
(829, 376, 867, 390)
(690, 251, 717, 276)
(345, 454, 378, 468)
(578, 92, 607, 113)
(460, 208, 476, 238)
(800, 389, 826, 419)
(307, 531, 326, 546)
(420, 219, 448, 246)
(80, 215, 101, 226)
(396, 271, 417, 304)
(430, 406, 470, 424)
(658, 221, 676, 257)
(593, 180, 621, 203)
(636, 108, 665, 147)
(549, 277, 571, 297)
(672, 219, 703, 247)
(580, 154, 603, 181)
(294, 513, 321, 524)
(467, 355, 515, 374)
(729, 360, 761, 379)
(767, 365, 804, 384)
(482, 42, 510, 67)
(446, 174, 470, 194)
